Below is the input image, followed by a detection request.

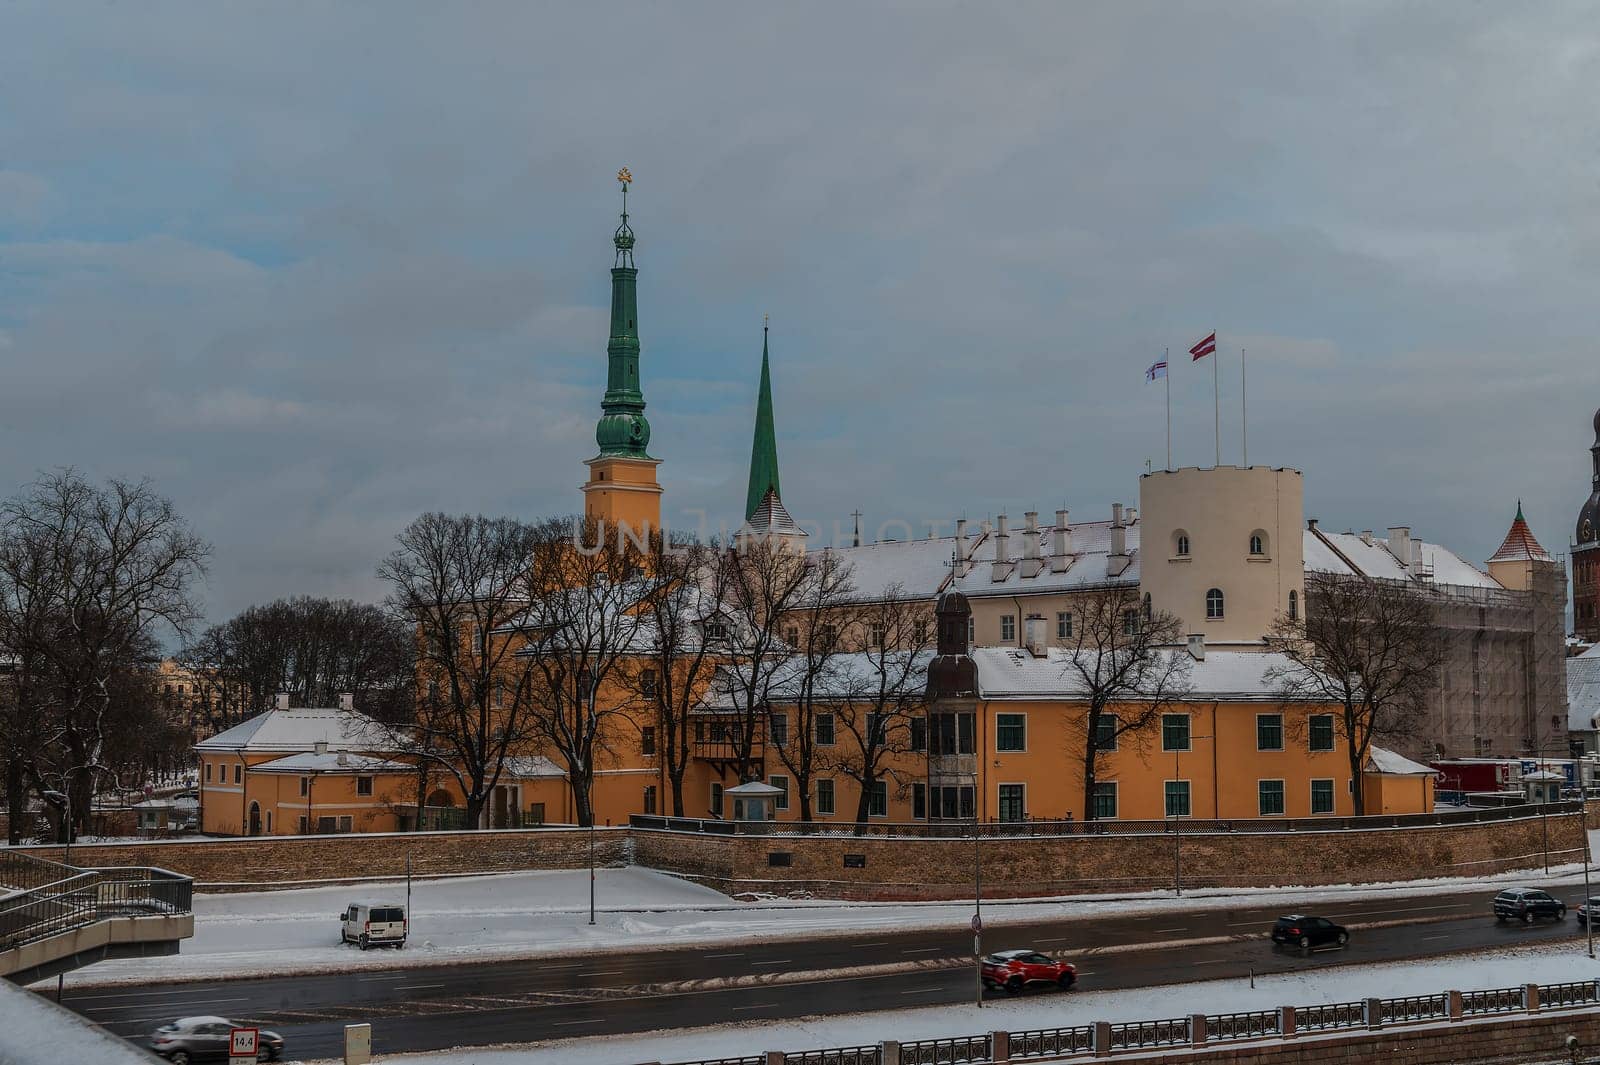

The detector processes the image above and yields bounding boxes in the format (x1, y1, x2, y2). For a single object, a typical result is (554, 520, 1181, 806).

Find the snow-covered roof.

(251, 752, 414, 774)
(1306, 529, 1500, 589)
(824, 536, 965, 602)
(700, 650, 932, 709)
(502, 755, 566, 779)
(1365, 746, 1438, 776)
(950, 520, 1139, 600)
(1568, 654, 1600, 732)
(969, 646, 1318, 702)
(195, 707, 389, 754)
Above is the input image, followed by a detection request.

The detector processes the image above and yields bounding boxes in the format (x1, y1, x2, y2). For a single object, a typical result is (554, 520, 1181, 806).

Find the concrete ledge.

(1, 913, 193, 984)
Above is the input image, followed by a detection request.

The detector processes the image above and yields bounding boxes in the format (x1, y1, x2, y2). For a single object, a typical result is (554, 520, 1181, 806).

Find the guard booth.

(725, 780, 783, 823)
(1522, 770, 1564, 804)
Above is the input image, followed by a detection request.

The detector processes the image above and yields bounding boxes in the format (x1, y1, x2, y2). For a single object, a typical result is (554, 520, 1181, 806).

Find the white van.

(339, 901, 407, 950)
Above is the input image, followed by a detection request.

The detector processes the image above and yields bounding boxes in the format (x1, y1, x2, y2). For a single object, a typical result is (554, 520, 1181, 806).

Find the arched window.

(1288, 589, 1299, 621)
(1249, 530, 1268, 556)
(1205, 588, 1225, 619)
(1174, 531, 1190, 557)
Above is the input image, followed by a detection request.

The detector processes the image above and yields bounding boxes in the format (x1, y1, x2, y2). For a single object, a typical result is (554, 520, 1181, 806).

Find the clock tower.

(582, 169, 662, 538)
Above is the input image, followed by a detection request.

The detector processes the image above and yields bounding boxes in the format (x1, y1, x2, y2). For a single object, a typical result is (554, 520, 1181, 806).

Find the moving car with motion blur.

(1577, 897, 1600, 926)
(980, 949, 1077, 995)
(1269, 914, 1349, 950)
(149, 1016, 284, 1063)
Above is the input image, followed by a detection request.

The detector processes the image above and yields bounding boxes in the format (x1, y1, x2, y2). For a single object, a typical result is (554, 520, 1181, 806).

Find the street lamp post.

(973, 809, 982, 1008)
(581, 667, 597, 927)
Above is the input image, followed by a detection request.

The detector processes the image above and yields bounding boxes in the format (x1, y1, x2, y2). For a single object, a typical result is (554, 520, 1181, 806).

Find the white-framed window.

(1094, 714, 1119, 752)
(1174, 531, 1190, 557)
(1123, 610, 1140, 635)
(815, 713, 836, 745)
(997, 783, 1025, 823)
(995, 712, 1027, 752)
(1309, 714, 1335, 752)
(1161, 713, 1191, 752)
(1205, 588, 1225, 619)
(297, 815, 308, 834)
(1249, 530, 1268, 556)
(299, 776, 309, 797)
(204, 763, 212, 783)
(1164, 780, 1191, 818)
(769, 774, 789, 811)
(1310, 778, 1336, 815)
(967, 617, 975, 644)
(770, 712, 788, 747)
(641, 669, 657, 698)
(784, 625, 799, 647)
(869, 622, 886, 648)
(1000, 615, 1016, 642)
(640, 725, 656, 755)
(1256, 714, 1284, 752)
(1258, 779, 1286, 816)
(1056, 611, 1072, 639)
(356, 776, 373, 796)
(233, 764, 242, 784)
(705, 621, 728, 641)
(869, 780, 888, 817)
(1092, 781, 1118, 820)
(816, 778, 835, 816)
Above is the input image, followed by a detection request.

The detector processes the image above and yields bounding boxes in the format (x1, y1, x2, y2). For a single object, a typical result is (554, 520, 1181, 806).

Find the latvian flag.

(1189, 331, 1217, 361)
(1145, 359, 1167, 382)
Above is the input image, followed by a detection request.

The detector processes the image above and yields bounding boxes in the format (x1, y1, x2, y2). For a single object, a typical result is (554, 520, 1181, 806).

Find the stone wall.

(632, 808, 1586, 900)
(14, 826, 630, 890)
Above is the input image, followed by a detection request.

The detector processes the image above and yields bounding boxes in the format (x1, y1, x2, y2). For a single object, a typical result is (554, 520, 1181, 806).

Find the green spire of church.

(595, 168, 652, 458)
(745, 319, 781, 521)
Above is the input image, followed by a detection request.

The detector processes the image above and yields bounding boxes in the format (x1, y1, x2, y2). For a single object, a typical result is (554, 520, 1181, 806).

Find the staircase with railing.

(0, 851, 194, 984)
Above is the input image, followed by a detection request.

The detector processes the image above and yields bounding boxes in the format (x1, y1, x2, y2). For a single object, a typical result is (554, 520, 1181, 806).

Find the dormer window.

(704, 621, 728, 641)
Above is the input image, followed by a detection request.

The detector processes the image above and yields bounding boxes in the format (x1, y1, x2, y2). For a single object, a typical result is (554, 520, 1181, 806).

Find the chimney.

(336, 751, 349, 767)
(1411, 538, 1425, 578)
(1112, 502, 1124, 526)
(1020, 511, 1044, 578)
(955, 519, 969, 578)
(1360, 530, 1374, 546)
(1187, 633, 1206, 661)
(1307, 518, 1319, 531)
(1110, 503, 1127, 557)
(276, 691, 290, 711)
(1023, 615, 1047, 657)
(1051, 509, 1072, 573)
(1125, 507, 1137, 523)
(314, 740, 329, 755)
(339, 692, 354, 712)
(1387, 526, 1412, 566)
(991, 514, 1011, 582)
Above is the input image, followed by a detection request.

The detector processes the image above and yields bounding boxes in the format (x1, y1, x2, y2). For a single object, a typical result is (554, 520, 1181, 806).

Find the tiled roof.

(1488, 506, 1555, 563)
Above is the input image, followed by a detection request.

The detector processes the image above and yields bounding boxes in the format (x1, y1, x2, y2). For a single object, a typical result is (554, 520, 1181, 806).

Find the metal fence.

(630, 799, 1579, 840)
(0, 859, 192, 952)
(658, 978, 1600, 1065)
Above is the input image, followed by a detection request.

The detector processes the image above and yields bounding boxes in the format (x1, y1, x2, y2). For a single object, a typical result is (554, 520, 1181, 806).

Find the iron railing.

(631, 800, 1579, 839)
(659, 980, 1600, 1065)
(0, 861, 192, 952)
(1008, 1025, 1094, 1058)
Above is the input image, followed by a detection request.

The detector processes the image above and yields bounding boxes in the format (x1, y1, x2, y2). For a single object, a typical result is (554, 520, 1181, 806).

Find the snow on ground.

(55, 837, 1600, 989)
(318, 942, 1600, 1065)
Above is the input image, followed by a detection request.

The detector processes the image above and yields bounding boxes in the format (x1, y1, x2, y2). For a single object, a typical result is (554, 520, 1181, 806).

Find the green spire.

(1515, 499, 1525, 522)
(745, 320, 781, 521)
(595, 169, 652, 458)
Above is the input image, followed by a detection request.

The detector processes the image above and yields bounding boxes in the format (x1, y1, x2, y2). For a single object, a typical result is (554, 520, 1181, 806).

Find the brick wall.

(1073, 1010, 1600, 1065)
(13, 826, 630, 890)
(633, 809, 1586, 900)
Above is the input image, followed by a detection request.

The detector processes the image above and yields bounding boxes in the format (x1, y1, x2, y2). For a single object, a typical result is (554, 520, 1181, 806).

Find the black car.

(1269, 914, 1348, 950)
(1578, 897, 1600, 926)
(149, 1016, 284, 1063)
(1493, 888, 1566, 924)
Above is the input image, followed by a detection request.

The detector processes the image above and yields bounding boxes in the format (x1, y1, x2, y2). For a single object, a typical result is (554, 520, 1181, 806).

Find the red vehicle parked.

(981, 949, 1077, 995)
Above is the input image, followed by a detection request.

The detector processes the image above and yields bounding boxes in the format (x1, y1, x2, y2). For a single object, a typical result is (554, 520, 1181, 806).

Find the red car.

(981, 949, 1077, 995)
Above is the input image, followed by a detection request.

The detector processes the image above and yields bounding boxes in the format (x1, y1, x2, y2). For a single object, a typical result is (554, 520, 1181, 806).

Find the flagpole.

(1241, 346, 1248, 466)
(1212, 329, 1220, 468)
(1164, 347, 1172, 470)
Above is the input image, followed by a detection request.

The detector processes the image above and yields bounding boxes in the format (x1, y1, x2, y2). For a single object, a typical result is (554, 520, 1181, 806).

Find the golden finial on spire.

(617, 167, 633, 184)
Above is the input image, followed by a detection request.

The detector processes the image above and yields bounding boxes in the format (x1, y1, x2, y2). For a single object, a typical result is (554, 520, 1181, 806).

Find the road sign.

(970, 913, 982, 935)
(229, 1027, 258, 1062)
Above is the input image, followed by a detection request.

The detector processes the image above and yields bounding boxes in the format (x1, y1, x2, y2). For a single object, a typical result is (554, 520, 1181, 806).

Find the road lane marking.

(1421, 934, 1453, 941)
(1037, 937, 1073, 943)
(396, 983, 446, 990)
(856, 942, 889, 947)
(577, 970, 625, 977)
(705, 952, 744, 959)
(1192, 959, 1229, 964)
(1153, 927, 1187, 933)
(901, 948, 942, 954)
(899, 986, 944, 995)
(553, 1018, 602, 1027)
(732, 1002, 779, 1010)
(749, 959, 793, 967)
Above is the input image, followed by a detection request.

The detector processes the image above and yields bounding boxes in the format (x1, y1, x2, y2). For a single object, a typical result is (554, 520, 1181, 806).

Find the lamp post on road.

(972, 809, 982, 1008)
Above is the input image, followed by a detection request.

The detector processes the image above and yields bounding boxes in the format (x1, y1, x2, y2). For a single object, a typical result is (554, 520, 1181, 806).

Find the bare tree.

(824, 586, 933, 826)
(0, 471, 209, 837)
(518, 516, 651, 828)
(1266, 571, 1443, 815)
(1060, 586, 1191, 821)
(714, 536, 816, 784)
(631, 535, 725, 816)
(182, 597, 415, 725)
(376, 512, 543, 831)
(765, 549, 856, 820)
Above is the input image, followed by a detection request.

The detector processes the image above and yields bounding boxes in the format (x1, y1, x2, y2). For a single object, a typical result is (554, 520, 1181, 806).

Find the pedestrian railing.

(630, 799, 1580, 840)
(654, 979, 1600, 1065)
(0, 853, 192, 955)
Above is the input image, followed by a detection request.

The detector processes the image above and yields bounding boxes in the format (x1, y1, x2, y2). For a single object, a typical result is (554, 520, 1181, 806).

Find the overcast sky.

(2, 2, 1598, 625)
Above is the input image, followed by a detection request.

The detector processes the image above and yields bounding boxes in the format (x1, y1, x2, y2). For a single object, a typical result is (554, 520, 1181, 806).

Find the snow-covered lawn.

(321, 941, 1600, 1065)
(55, 836, 1600, 989)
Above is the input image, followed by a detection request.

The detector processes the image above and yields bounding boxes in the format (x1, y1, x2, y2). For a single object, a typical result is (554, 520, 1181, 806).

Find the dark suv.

(1269, 914, 1348, 950)
(1493, 888, 1565, 924)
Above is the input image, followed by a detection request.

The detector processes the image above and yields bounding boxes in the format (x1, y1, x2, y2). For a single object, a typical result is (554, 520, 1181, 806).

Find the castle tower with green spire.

(745, 320, 781, 521)
(582, 168, 662, 536)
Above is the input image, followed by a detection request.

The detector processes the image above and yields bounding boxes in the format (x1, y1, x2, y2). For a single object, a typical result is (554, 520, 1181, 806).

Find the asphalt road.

(62, 886, 1589, 1062)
